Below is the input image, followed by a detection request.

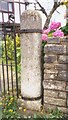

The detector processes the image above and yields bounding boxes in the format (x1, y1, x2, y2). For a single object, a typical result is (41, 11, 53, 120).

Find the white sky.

(27, 0, 66, 27)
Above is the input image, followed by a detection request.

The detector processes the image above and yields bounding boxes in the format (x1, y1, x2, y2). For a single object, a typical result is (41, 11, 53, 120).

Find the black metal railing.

(1, 22, 20, 98)
(1, 61, 16, 97)
(0, 1, 38, 98)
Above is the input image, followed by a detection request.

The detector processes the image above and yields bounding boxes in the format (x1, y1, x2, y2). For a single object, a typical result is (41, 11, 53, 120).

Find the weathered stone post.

(20, 10, 42, 110)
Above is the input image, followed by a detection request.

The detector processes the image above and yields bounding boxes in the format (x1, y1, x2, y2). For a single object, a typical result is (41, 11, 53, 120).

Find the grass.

(1, 92, 68, 120)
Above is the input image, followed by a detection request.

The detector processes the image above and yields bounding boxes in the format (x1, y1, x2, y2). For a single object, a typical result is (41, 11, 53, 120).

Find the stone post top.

(20, 10, 42, 29)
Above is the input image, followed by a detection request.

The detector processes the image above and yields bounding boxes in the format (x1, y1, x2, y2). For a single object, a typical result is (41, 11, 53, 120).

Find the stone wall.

(44, 37, 68, 113)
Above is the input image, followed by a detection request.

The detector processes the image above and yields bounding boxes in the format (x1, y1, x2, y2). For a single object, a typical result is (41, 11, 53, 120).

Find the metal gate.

(0, 1, 38, 98)
(0, 21, 20, 98)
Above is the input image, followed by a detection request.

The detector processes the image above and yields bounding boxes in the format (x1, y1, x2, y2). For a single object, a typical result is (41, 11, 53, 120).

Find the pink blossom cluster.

(49, 21, 61, 30)
(42, 28, 50, 41)
(52, 30, 64, 37)
(42, 21, 64, 41)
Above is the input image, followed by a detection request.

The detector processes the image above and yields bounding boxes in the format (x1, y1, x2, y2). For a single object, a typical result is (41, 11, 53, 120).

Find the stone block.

(47, 37, 60, 44)
(44, 44, 66, 54)
(44, 104, 68, 113)
(56, 71, 67, 81)
(45, 70, 68, 81)
(44, 103, 56, 112)
(43, 80, 66, 90)
(44, 55, 57, 63)
(66, 82, 68, 90)
(44, 90, 58, 98)
(55, 64, 66, 71)
(44, 73, 55, 79)
(44, 97, 66, 106)
(67, 94, 68, 107)
(58, 92, 67, 99)
(44, 63, 55, 70)
(60, 36, 68, 42)
(44, 69, 58, 79)
(44, 69, 58, 74)
(58, 55, 68, 64)
(44, 90, 67, 99)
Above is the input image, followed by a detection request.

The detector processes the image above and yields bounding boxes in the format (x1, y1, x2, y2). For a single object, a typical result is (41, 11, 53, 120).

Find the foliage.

(42, 21, 64, 46)
(2, 34, 21, 75)
(2, 94, 21, 119)
(2, 35, 14, 60)
(32, 108, 63, 120)
(61, 22, 68, 36)
(62, 0, 68, 5)
(31, 108, 68, 120)
(2, 34, 20, 61)
(1, 94, 68, 119)
(47, 108, 63, 119)
(42, 41, 47, 47)
(42, 21, 64, 41)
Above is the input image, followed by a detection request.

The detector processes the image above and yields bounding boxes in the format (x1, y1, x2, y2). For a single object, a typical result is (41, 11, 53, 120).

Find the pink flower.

(42, 34, 48, 41)
(50, 21, 61, 30)
(42, 28, 50, 34)
(56, 22, 61, 28)
(52, 30, 64, 37)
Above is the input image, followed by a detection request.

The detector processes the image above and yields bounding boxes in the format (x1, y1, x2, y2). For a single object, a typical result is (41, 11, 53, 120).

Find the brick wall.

(44, 37, 68, 113)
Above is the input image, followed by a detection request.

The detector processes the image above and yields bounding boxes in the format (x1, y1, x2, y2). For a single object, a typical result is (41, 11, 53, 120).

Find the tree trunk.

(43, 15, 52, 29)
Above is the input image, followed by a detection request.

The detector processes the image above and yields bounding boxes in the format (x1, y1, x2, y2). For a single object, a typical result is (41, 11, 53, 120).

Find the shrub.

(61, 22, 68, 36)
(2, 94, 21, 119)
(2, 34, 21, 76)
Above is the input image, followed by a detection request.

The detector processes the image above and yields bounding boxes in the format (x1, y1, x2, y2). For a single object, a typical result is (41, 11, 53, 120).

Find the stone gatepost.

(20, 10, 42, 110)
(44, 37, 68, 113)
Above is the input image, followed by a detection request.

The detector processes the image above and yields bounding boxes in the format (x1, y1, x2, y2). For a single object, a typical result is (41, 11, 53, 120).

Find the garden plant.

(1, 93, 68, 119)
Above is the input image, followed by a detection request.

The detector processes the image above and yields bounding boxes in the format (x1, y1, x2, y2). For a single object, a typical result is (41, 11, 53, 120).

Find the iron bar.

(20, 29, 42, 34)
(0, 71, 2, 97)
(2, 61, 5, 96)
(6, 61, 9, 92)
(4, 29, 9, 92)
(13, 22, 18, 98)
(11, 62, 14, 96)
